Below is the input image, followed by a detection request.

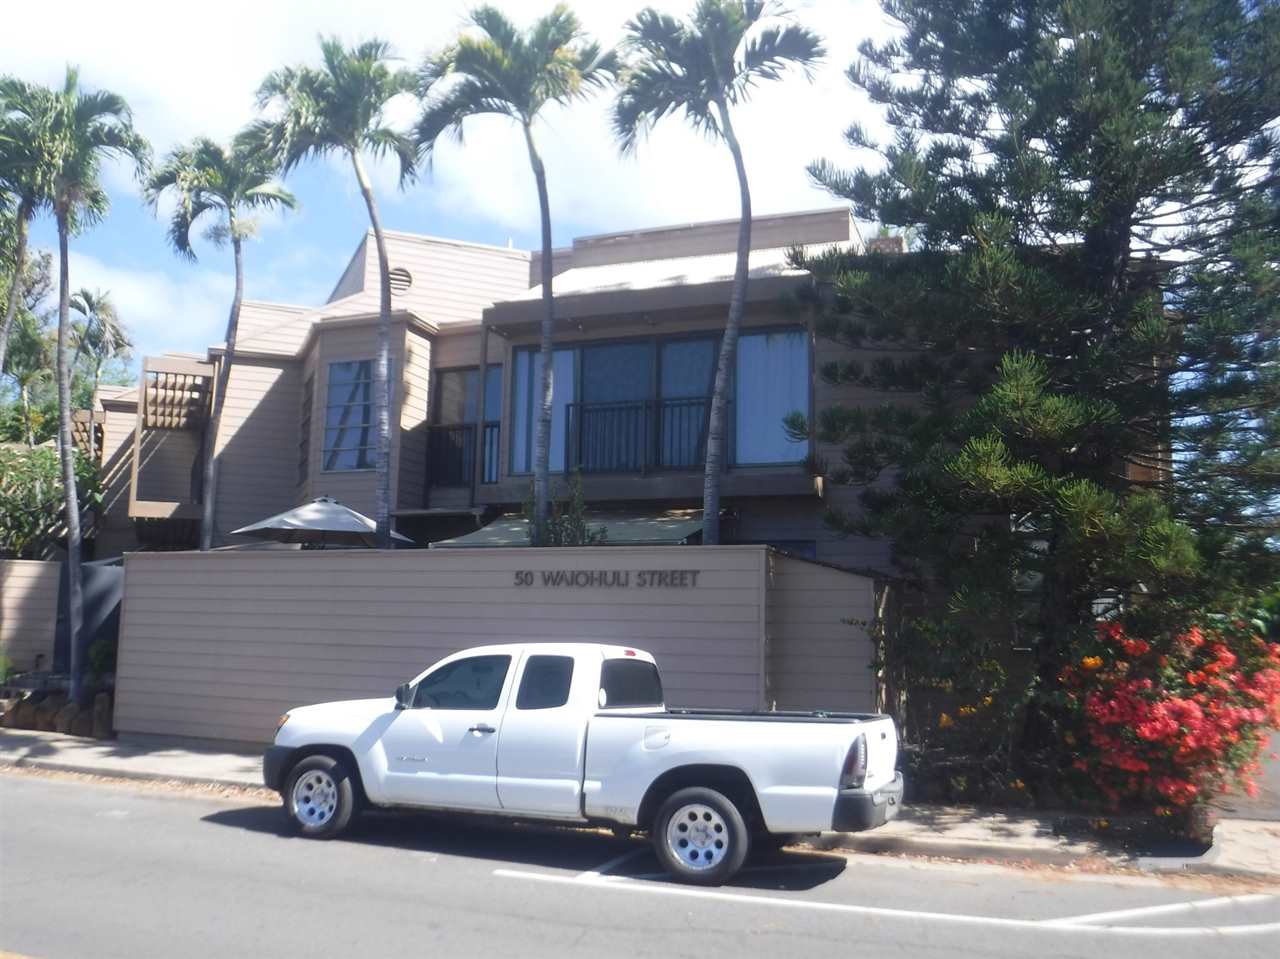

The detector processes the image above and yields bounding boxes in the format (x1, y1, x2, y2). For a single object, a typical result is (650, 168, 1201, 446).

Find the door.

(496, 652, 591, 817)
(377, 653, 512, 810)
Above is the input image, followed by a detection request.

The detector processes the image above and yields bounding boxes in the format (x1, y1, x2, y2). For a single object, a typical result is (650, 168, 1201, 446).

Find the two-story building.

(83, 206, 890, 573)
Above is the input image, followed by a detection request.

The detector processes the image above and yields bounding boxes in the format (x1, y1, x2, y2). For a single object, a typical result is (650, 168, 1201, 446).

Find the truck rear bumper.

(262, 745, 292, 792)
(832, 772, 904, 832)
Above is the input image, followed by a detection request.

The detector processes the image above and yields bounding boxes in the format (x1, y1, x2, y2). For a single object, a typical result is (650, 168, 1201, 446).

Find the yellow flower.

(958, 705, 977, 717)
(938, 712, 954, 729)
(1011, 779, 1026, 791)
(1081, 655, 1104, 671)
(981, 696, 994, 708)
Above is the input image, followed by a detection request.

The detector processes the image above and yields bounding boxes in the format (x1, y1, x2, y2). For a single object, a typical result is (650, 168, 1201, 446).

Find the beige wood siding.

(232, 301, 315, 357)
(766, 553, 876, 711)
(343, 232, 530, 328)
(214, 357, 303, 544)
(0, 560, 59, 672)
(135, 427, 200, 503)
(96, 402, 139, 557)
(397, 328, 432, 510)
(114, 546, 771, 744)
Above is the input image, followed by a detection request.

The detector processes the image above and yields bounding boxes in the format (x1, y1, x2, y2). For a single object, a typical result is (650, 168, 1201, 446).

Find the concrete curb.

(0, 755, 266, 792)
(818, 832, 1103, 867)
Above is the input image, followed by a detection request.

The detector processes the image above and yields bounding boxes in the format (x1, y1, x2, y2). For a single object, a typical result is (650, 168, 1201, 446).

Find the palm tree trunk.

(702, 102, 753, 545)
(199, 222, 244, 551)
(91, 361, 102, 466)
(55, 210, 85, 705)
(0, 205, 31, 382)
(351, 152, 393, 549)
(524, 123, 555, 546)
(19, 383, 33, 448)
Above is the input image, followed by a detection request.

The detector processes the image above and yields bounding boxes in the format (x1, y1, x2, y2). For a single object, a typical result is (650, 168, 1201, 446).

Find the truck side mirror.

(394, 683, 413, 710)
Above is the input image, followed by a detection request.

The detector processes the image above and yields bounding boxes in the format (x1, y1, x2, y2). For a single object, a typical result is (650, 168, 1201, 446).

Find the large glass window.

(511, 348, 575, 473)
(414, 655, 511, 710)
(323, 360, 373, 471)
(734, 330, 808, 464)
(435, 366, 502, 425)
(660, 338, 717, 468)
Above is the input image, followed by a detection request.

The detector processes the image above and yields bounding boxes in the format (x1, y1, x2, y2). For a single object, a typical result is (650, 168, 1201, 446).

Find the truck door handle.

(469, 723, 496, 734)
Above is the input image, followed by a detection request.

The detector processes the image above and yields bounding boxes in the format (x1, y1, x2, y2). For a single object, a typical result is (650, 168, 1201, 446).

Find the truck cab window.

(414, 655, 511, 710)
(515, 655, 575, 710)
(599, 659, 663, 708)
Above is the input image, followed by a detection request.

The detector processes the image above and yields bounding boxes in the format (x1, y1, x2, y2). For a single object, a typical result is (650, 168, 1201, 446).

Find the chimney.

(867, 235, 905, 255)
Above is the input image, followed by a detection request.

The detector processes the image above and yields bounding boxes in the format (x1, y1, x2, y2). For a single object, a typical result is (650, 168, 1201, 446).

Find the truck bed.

(593, 708, 888, 724)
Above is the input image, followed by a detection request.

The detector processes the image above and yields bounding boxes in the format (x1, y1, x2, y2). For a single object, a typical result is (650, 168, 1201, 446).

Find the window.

(734, 330, 808, 464)
(599, 659, 664, 708)
(414, 655, 511, 710)
(434, 366, 502, 425)
(511, 347, 575, 473)
(509, 329, 809, 473)
(298, 373, 314, 485)
(323, 360, 373, 471)
(516, 655, 575, 710)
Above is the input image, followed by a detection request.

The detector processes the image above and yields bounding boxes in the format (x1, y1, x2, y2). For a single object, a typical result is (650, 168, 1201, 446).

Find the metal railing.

(426, 422, 499, 490)
(565, 396, 730, 474)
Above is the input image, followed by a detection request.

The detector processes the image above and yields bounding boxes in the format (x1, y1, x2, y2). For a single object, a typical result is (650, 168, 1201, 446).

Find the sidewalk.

(2, 728, 1276, 879)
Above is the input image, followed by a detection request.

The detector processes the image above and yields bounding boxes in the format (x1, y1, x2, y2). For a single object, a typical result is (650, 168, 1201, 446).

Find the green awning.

(429, 510, 702, 549)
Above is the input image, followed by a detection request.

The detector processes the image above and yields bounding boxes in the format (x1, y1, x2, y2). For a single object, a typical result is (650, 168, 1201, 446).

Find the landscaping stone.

(69, 710, 93, 738)
(1, 697, 22, 727)
(91, 693, 113, 740)
(54, 702, 80, 735)
(34, 693, 68, 732)
(11, 694, 43, 730)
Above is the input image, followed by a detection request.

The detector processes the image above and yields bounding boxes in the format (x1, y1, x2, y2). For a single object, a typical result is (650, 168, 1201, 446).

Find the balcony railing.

(426, 422, 499, 491)
(565, 396, 732, 474)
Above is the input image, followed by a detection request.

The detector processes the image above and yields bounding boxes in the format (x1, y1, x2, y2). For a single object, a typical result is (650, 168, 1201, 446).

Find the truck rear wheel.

(284, 754, 356, 839)
(653, 786, 749, 885)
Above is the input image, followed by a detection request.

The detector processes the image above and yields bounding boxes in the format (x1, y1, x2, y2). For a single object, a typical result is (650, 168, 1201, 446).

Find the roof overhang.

(483, 273, 808, 336)
(430, 509, 703, 549)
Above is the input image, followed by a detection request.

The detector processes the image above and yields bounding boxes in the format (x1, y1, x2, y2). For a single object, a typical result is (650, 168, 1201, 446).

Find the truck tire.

(283, 754, 357, 839)
(653, 786, 750, 885)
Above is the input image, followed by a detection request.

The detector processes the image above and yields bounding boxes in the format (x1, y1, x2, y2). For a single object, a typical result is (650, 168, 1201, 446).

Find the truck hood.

(277, 697, 398, 748)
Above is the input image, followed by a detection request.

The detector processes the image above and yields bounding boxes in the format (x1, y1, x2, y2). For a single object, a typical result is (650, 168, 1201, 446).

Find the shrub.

(1065, 616, 1280, 819)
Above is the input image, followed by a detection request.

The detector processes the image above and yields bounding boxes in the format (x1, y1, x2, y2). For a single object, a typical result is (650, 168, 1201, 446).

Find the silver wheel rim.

(666, 803, 729, 871)
(291, 769, 339, 828)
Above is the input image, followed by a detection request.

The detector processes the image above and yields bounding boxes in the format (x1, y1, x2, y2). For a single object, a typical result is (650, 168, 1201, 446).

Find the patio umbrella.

(229, 496, 413, 548)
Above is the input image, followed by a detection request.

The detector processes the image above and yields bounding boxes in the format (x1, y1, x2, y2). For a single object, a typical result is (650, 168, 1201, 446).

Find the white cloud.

(61, 251, 232, 363)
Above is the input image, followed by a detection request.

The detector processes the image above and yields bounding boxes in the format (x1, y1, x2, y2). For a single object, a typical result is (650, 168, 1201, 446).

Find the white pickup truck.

(264, 642, 903, 884)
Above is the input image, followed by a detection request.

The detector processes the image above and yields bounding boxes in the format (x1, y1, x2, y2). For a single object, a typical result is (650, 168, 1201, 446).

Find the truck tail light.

(840, 734, 868, 789)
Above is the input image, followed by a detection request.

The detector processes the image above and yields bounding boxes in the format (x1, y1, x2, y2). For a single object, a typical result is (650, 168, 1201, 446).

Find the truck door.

(496, 652, 590, 817)
(378, 653, 512, 810)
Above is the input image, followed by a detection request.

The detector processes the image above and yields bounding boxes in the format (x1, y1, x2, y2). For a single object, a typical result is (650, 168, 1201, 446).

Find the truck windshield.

(599, 659, 663, 708)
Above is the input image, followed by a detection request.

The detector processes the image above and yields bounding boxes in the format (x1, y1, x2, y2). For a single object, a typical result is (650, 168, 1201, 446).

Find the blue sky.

(6, 0, 891, 368)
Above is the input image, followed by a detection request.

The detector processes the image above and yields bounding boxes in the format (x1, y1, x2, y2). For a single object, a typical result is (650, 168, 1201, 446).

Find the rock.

(91, 692, 113, 740)
(1, 697, 23, 728)
(34, 693, 68, 731)
(11, 694, 43, 729)
(70, 710, 93, 737)
(54, 702, 80, 734)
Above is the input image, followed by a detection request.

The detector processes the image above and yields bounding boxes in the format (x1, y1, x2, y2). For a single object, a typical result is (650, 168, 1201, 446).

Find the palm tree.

(70, 287, 130, 464)
(43, 66, 149, 704)
(0, 77, 54, 386)
(416, 6, 616, 545)
(3, 310, 51, 448)
(249, 38, 416, 549)
(146, 138, 295, 550)
(613, 1, 821, 544)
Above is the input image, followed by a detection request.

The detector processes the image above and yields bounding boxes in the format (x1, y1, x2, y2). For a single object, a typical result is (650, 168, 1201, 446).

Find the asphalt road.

(2, 771, 1278, 959)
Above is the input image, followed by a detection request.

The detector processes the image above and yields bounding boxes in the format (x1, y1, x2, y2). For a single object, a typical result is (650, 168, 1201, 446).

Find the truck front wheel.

(284, 754, 357, 839)
(653, 786, 750, 885)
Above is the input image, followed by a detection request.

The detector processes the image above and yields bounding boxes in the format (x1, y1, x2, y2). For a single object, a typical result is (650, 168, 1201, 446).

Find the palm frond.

(362, 127, 418, 186)
(735, 22, 823, 100)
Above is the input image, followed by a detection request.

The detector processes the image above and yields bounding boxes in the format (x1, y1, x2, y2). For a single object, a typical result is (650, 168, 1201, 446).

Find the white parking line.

(572, 846, 649, 882)
(1045, 894, 1275, 926)
(492, 868, 1280, 938)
